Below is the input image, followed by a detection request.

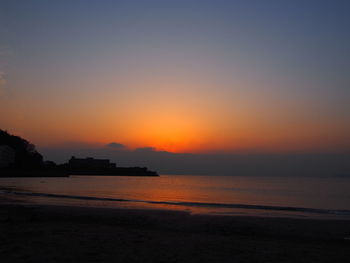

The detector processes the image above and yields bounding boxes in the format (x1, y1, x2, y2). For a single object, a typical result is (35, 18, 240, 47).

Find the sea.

(1, 175, 350, 219)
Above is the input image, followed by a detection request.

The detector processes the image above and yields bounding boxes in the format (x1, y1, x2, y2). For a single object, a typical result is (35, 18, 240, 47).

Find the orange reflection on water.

(2, 175, 350, 216)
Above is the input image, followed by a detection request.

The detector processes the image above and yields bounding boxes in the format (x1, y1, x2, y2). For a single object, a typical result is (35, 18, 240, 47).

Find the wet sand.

(1, 197, 350, 263)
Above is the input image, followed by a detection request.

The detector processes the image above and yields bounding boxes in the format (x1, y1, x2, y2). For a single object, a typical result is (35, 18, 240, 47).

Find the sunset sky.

(1, 0, 350, 154)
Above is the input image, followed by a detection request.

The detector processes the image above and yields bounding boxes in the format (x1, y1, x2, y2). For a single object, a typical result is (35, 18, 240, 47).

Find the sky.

(1, 0, 350, 159)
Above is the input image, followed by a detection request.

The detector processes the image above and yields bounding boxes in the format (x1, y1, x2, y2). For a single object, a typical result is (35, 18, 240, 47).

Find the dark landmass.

(0, 169, 69, 177)
(0, 130, 158, 177)
(0, 130, 43, 169)
(0, 198, 350, 263)
(64, 167, 159, 176)
(0, 166, 158, 177)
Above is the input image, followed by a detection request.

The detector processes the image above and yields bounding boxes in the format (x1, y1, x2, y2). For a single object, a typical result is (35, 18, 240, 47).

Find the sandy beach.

(1, 196, 350, 263)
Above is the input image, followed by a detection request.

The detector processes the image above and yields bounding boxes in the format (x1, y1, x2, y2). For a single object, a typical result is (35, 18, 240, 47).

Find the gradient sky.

(1, 0, 350, 153)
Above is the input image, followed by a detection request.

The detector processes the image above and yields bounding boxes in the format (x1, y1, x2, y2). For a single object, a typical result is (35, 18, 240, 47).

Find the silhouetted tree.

(0, 129, 43, 168)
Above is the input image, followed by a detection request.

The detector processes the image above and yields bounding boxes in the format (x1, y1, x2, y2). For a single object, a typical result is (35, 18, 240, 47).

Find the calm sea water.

(1, 175, 350, 219)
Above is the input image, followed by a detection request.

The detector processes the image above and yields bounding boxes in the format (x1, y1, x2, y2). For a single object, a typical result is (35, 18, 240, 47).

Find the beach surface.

(1, 196, 350, 263)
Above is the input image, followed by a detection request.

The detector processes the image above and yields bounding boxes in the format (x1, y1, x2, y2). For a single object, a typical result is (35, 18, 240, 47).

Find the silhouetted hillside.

(0, 130, 158, 177)
(0, 130, 43, 168)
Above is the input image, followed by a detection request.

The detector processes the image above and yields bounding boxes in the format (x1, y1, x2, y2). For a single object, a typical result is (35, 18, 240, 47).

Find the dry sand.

(1, 197, 350, 263)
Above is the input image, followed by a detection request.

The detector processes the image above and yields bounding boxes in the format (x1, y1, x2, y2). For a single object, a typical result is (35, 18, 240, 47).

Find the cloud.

(134, 147, 157, 152)
(106, 142, 126, 149)
(40, 144, 350, 177)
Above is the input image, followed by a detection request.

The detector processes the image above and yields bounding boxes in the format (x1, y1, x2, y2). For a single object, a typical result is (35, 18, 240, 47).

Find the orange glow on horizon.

(3, 75, 349, 154)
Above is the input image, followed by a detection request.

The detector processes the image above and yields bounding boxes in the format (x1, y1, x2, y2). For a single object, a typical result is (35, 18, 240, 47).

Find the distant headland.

(0, 130, 158, 177)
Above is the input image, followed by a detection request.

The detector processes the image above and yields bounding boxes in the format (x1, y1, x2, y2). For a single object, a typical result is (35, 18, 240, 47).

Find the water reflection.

(1, 175, 350, 217)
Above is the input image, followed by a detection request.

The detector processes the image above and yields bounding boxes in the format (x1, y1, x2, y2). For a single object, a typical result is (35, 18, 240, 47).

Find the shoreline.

(1, 197, 350, 262)
(1, 186, 350, 220)
(2, 185, 350, 220)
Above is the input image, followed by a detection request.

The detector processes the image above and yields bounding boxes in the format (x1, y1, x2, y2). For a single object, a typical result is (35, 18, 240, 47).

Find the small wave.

(6, 191, 129, 202)
(4, 189, 350, 216)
